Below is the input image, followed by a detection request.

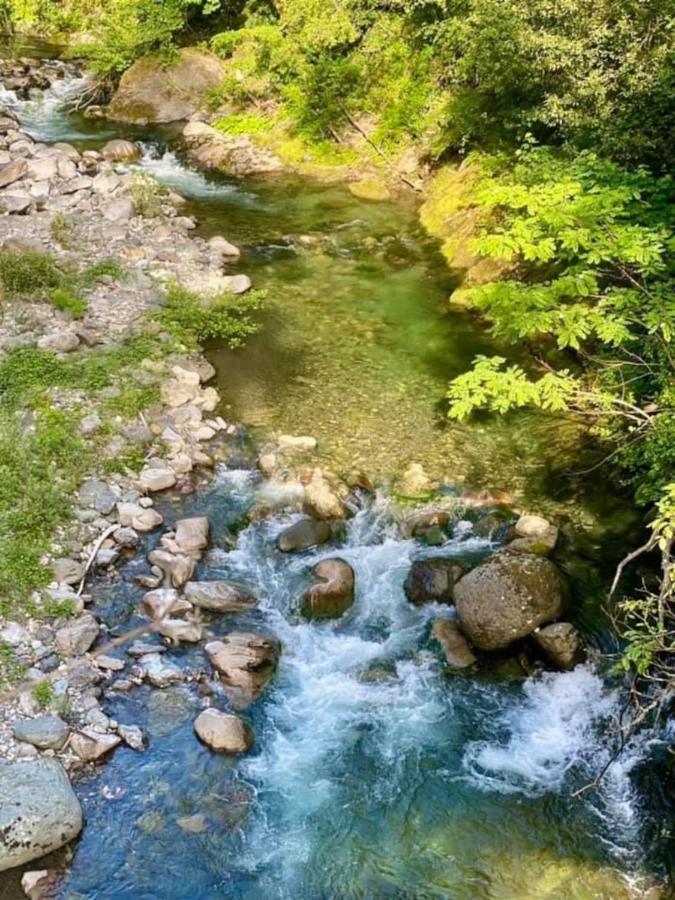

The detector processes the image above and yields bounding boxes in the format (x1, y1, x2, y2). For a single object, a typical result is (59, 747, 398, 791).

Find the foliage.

(32, 680, 55, 707)
(0, 249, 64, 298)
(48, 287, 88, 318)
(130, 172, 166, 217)
(155, 282, 265, 347)
(50, 212, 75, 248)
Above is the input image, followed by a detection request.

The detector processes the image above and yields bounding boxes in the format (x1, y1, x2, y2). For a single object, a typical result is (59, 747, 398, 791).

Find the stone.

(348, 178, 391, 201)
(147, 549, 195, 588)
(301, 558, 355, 620)
(141, 588, 190, 620)
(92, 171, 120, 193)
(138, 464, 177, 492)
(185, 580, 258, 612)
(102, 197, 135, 223)
(135, 508, 164, 532)
(0, 157, 27, 188)
(534, 622, 584, 670)
(141, 653, 184, 688)
(69, 729, 121, 761)
(156, 618, 203, 644)
(55, 614, 99, 656)
(277, 517, 332, 553)
(79, 479, 117, 515)
(13, 715, 69, 750)
(454, 551, 565, 651)
(52, 557, 84, 585)
(0, 192, 33, 214)
(26, 156, 57, 180)
(176, 814, 207, 834)
(0, 759, 82, 871)
(113, 526, 139, 549)
(205, 632, 280, 706)
(303, 471, 348, 520)
(174, 516, 210, 553)
(208, 235, 240, 259)
(0, 621, 30, 645)
(183, 121, 283, 177)
(96, 546, 120, 568)
(146, 686, 193, 736)
(94, 654, 125, 671)
(108, 49, 226, 124)
(508, 514, 559, 556)
(37, 330, 80, 353)
(403, 558, 461, 606)
(194, 709, 253, 754)
(396, 463, 433, 498)
(220, 273, 251, 294)
(102, 139, 141, 162)
(278, 434, 317, 453)
(80, 412, 101, 435)
(117, 724, 145, 750)
(21, 870, 56, 900)
(431, 619, 477, 669)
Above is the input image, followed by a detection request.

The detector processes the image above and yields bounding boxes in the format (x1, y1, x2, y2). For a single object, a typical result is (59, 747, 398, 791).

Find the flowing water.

(1, 42, 672, 899)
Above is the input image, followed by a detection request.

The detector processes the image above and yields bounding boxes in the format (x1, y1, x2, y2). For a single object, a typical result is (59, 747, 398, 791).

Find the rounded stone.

(194, 709, 253, 754)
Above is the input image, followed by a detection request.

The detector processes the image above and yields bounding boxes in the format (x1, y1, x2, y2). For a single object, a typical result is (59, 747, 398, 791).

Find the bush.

(155, 282, 266, 347)
(0, 249, 64, 298)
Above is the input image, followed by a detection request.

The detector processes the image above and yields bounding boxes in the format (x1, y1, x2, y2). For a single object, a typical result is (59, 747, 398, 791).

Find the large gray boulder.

(0, 759, 82, 871)
(454, 551, 564, 651)
(277, 517, 331, 552)
(534, 622, 584, 670)
(107, 49, 225, 124)
(301, 558, 354, 620)
(194, 709, 253, 754)
(13, 715, 69, 750)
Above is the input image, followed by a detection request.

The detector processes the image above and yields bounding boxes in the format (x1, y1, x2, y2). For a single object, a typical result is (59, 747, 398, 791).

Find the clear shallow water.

(1, 55, 671, 898)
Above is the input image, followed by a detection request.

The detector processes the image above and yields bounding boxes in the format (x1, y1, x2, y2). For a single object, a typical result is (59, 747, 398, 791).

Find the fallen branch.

(339, 106, 422, 193)
(76, 523, 119, 597)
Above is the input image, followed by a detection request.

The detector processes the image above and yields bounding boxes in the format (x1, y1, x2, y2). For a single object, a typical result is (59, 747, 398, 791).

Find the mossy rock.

(348, 178, 391, 201)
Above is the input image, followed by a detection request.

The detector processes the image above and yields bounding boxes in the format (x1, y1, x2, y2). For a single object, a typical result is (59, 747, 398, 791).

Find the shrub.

(155, 282, 266, 347)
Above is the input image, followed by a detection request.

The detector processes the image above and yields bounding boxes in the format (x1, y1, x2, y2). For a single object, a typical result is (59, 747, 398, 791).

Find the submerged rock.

(205, 632, 280, 706)
(508, 514, 559, 556)
(277, 517, 332, 552)
(404, 558, 461, 606)
(101, 139, 140, 162)
(184, 580, 258, 612)
(431, 619, 477, 669)
(301, 558, 355, 620)
(0, 759, 82, 871)
(454, 551, 565, 651)
(194, 709, 253, 754)
(534, 622, 584, 670)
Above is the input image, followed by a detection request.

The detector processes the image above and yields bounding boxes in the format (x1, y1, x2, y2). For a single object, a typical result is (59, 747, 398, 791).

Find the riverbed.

(0, 41, 671, 899)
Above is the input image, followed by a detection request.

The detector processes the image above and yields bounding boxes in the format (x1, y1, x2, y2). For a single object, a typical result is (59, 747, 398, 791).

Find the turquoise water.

(0, 48, 671, 898)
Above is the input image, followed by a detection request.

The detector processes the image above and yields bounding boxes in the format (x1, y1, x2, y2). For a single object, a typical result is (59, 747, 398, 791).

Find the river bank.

(0, 51, 671, 899)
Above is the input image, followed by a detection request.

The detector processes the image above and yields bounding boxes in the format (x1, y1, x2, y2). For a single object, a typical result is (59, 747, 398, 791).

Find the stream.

(1, 41, 672, 899)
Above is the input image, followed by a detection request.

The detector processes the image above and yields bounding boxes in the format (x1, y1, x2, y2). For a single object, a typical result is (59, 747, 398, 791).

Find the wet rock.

(176, 813, 208, 834)
(205, 632, 280, 706)
(460, 487, 513, 509)
(101, 139, 141, 162)
(508, 514, 559, 556)
(404, 558, 461, 606)
(95, 547, 120, 568)
(141, 652, 184, 688)
(136, 810, 165, 834)
(147, 548, 195, 589)
(113, 526, 140, 549)
(69, 729, 121, 761)
(117, 724, 145, 750)
(303, 471, 348, 520)
(454, 551, 565, 651)
(534, 622, 584, 670)
(21, 869, 58, 900)
(0, 759, 82, 871)
(277, 517, 332, 552)
(184, 580, 258, 612)
(141, 587, 191, 620)
(396, 463, 433, 498)
(117, 501, 163, 532)
(55, 614, 99, 656)
(156, 618, 203, 644)
(79, 479, 117, 515)
(220, 273, 251, 294)
(301, 558, 355, 620)
(194, 708, 253, 754)
(146, 685, 193, 736)
(108, 49, 226, 124)
(13, 715, 69, 750)
(431, 619, 477, 669)
(208, 235, 240, 259)
(138, 462, 177, 492)
(173, 516, 210, 554)
(402, 509, 451, 539)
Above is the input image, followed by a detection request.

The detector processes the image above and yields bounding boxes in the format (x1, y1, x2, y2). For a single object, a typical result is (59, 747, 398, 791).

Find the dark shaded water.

(0, 40, 671, 899)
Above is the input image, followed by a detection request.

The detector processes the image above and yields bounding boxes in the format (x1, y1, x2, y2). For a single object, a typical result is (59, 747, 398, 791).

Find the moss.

(214, 112, 272, 136)
(348, 178, 391, 201)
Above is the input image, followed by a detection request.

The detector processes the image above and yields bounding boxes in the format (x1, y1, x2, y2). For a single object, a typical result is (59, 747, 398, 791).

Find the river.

(0, 40, 671, 899)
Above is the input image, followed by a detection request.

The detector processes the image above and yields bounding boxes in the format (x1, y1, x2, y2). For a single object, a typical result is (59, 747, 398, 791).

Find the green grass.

(0, 249, 64, 298)
(49, 287, 88, 318)
(32, 680, 55, 707)
(155, 282, 266, 348)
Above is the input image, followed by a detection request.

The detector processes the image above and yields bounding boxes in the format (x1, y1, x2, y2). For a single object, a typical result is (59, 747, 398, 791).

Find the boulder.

(301, 558, 354, 620)
(303, 472, 348, 520)
(431, 619, 477, 669)
(141, 588, 190, 620)
(174, 516, 210, 554)
(208, 235, 240, 259)
(37, 331, 79, 353)
(107, 49, 225, 124)
(138, 463, 177, 493)
(102, 197, 135, 223)
(454, 551, 565, 651)
(277, 517, 332, 552)
(183, 121, 284, 177)
(396, 463, 433, 498)
(220, 273, 251, 294)
(147, 548, 195, 589)
(205, 632, 280, 706)
(79, 479, 116, 515)
(508, 514, 559, 556)
(117, 501, 164, 532)
(0, 759, 82, 871)
(184, 580, 258, 612)
(194, 709, 253, 754)
(404, 558, 461, 606)
(141, 652, 183, 688)
(0, 157, 27, 188)
(55, 614, 99, 656)
(534, 622, 584, 670)
(13, 715, 69, 750)
(51, 557, 84, 585)
(69, 729, 121, 761)
(101, 139, 141, 162)
(156, 618, 203, 644)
